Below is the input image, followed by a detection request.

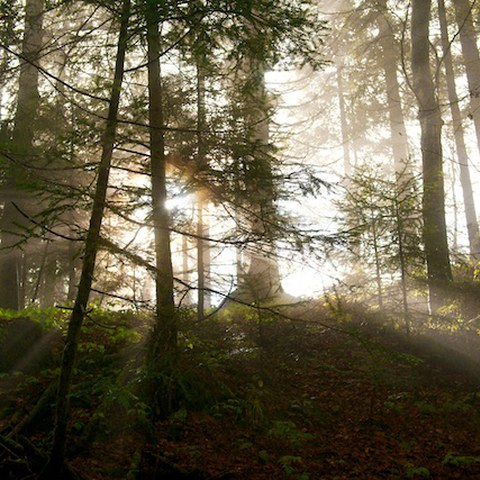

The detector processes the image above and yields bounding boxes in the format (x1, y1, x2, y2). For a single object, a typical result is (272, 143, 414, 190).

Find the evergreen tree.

(411, 0, 452, 311)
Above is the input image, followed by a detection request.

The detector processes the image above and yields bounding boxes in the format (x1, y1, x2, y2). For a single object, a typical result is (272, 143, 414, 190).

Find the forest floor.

(1, 301, 480, 479)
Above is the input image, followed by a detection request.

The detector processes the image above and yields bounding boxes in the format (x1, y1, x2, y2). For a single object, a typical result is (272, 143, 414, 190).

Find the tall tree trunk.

(0, 49, 9, 115)
(0, 0, 44, 310)
(197, 199, 210, 320)
(394, 196, 410, 336)
(196, 59, 210, 319)
(371, 216, 383, 309)
(375, 0, 410, 173)
(144, 0, 177, 416)
(439, 0, 480, 258)
(42, 1, 130, 475)
(31, 241, 48, 304)
(38, 44, 69, 305)
(196, 199, 211, 318)
(67, 235, 80, 302)
(453, 0, 480, 158)
(234, 36, 282, 303)
(181, 233, 190, 305)
(66, 108, 81, 303)
(411, 0, 452, 311)
(40, 248, 57, 307)
(240, 99, 283, 301)
(335, 58, 352, 177)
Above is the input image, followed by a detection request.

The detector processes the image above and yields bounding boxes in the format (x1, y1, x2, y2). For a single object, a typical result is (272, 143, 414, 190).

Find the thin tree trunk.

(375, 1, 410, 173)
(394, 197, 410, 336)
(41, 1, 130, 475)
(37, 42, 69, 304)
(371, 217, 383, 309)
(0, 49, 9, 115)
(335, 58, 352, 177)
(439, 0, 480, 258)
(0, 0, 44, 310)
(196, 59, 210, 319)
(197, 201, 206, 318)
(40, 250, 57, 307)
(411, 0, 452, 311)
(31, 241, 49, 304)
(66, 107, 80, 303)
(144, 0, 177, 416)
(181, 233, 190, 305)
(453, 0, 480, 159)
(67, 239, 80, 302)
(450, 156, 460, 250)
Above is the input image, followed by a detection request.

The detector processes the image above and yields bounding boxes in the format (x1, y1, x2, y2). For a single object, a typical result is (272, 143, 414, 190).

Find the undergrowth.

(1, 299, 480, 479)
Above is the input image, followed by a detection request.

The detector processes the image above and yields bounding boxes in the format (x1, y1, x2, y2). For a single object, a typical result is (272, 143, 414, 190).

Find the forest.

(1, 0, 480, 478)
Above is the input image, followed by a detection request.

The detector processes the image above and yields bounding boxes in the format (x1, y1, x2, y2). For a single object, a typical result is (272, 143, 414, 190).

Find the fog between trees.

(1, 1, 480, 477)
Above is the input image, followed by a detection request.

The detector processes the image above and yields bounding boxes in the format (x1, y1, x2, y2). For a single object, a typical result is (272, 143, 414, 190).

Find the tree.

(337, 163, 422, 330)
(42, 0, 130, 475)
(411, 0, 452, 311)
(452, 0, 480, 158)
(315, 0, 413, 179)
(438, 0, 480, 259)
(336, 57, 353, 176)
(374, 0, 411, 174)
(233, 40, 283, 303)
(223, 1, 325, 304)
(143, 0, 177, 418)
(0, 0, 44, 310)
(190, 15, 212, 319)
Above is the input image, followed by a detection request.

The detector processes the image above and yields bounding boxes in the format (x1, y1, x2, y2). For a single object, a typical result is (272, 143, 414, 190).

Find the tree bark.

(144, 0, 177, 416)
(0, 0, 44, 310)
(335, 58, 352, 177)
(411, 0, 452, 311)
(439, 0, 480, 258)
(453, 0, 480, 159)
(42, 1, 130, 475)
(375, 0, 410, 173)
(233, 29, 282, 303)
(239, 106, 283, 302)
(196, 59, 211, 319)
(393, 196, 410, 336)
(371, 216, 383, 309)
(196, 199, 210, 318)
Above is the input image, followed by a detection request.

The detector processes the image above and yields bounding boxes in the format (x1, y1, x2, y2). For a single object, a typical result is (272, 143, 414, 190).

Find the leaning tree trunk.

(41, 1, 130, 476)
(144, 0, 177, 417)
(0, 0, 44, 310)
(439, 0, 480, 259)
(411, 0, 452, 312)
(453, 0, 480, 160)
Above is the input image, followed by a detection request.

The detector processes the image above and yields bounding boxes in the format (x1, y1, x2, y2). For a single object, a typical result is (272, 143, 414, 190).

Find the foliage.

(443, 452, 480, 467)
(1, 305, 480, 477)
(268, 420, 315, 447)
(0, 0, 479, 475)
(336, 163, 423, 311)
(404, 463, 430, 478)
